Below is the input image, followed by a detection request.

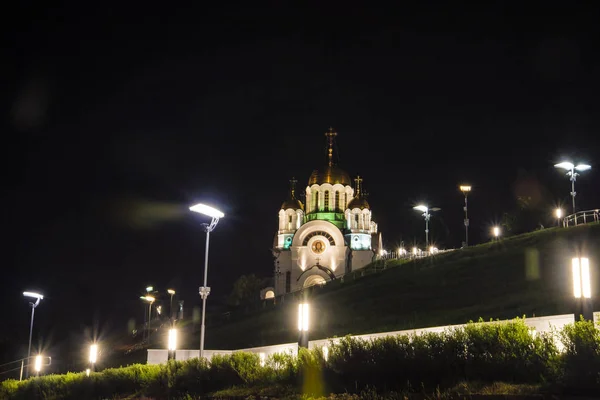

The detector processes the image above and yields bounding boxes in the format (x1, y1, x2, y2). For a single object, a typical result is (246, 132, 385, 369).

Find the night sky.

(2, 2, 599, 365)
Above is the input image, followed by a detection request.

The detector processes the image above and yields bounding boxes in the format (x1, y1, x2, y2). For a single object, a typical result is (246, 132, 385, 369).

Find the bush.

(1, 318, 598, 399)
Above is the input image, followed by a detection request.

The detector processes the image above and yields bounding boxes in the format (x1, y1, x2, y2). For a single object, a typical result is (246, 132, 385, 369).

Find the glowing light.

(554, 162, 575, 170)
(298, 303, 309, 332)
(459, 185, 471, 192)
(575, 164, 592, 171)
(413, 205, 428, 213)
(259, 352, 266, 367)
(168, 329, 177, 351)
(156, 306, 162, 315)
(493, 226, 500, 237)
(140, 296, 155, 303)
(23, 292, 43, 300)
(581, 258, 591, 299)
(412, 247, 418, 255)
(555, 208, 563, 219)
(322, 346, 329, 361)
(34, 355, 42, 372)
(86, 368, 90, 377)
(167, 289, 175, 295)
(89, 344, 98, 364)
(189, 203, 225, 219)
(146, 286, 153, 292)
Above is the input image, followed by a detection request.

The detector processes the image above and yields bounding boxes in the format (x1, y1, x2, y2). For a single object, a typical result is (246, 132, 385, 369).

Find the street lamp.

(555, 208, 563, 227)
(554, 161, 592, 214)
(168, 328, 177, 360)
(167, 289, 176, 323)
(298, 303, 309, 348)
(492, 226, 501, 241)
(413, 205, 440, 249)
(572, 257, 593, 320)
(459, 185, 471, 246)
(22, 291, 43, 380)
(140, 295, 155, 340)
(89, 344, 98, 372)
(34, 355, 42, 376)
(189, 203, 224, 358)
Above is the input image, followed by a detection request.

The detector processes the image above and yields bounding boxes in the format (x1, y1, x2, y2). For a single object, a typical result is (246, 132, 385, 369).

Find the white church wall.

(350, 250, 375, 271)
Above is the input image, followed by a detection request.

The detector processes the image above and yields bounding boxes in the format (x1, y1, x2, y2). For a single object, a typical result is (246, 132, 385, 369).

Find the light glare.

(146, 286, 153, 292)
(554, 162, 574, 170)
(413, 205, 428, 213)
(581, 258, 591, 299)
(89, 344, 98, 364)
(575, 164, 591, 171)
(189, 203, 225, 219)
(168, 329, 177, 351)
(34, 355, 42, 372)
(459, 185, 471, 192)
(555, 208, 563, 219)
(167, 289, 175, 295)
(298, 303, 309, 331)
(493, 226, 500, 237)
(23, 291, 44, 300)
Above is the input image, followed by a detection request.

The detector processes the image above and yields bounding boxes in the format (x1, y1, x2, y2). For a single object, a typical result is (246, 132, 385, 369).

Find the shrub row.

(1, 318, 598, 399)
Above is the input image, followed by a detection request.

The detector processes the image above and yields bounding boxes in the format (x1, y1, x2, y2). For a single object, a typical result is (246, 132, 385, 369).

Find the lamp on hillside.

(554, 162, 591, 214)
(298, 303, 310, 348)
(459, 185, 471, 246)
(555, 208, 563, 227)
(572, 257, 593, 321)
(190, 203, 224, 358)
(413, 205, 440, 249)
(22, 291, 43, 380)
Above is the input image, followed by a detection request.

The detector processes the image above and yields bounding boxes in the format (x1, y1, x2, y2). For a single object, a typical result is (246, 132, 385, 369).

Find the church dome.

(308, 165, 352, 186)
(347, 196, 370, 210)
(281, 198, 304, 210)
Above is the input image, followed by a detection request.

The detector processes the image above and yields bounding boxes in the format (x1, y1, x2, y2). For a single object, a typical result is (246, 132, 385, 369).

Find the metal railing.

(562, 209, 600, 227)
(376, 248, 455, 261)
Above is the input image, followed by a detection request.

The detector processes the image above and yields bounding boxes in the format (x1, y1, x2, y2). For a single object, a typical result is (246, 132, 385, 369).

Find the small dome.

(347, 196, 370, 210)
(308, 165, 352, 186)
(281, 198, 304, 211)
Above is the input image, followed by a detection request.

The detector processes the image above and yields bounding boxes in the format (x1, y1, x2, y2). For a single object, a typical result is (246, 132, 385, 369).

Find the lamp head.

(575, 164, 591, 172)
(413, 205, 428, 213)
(554, 161, 575, 170)
(189, 203, 225, 219)
(146, 286, 153, 292)
(23, 291, 43, 300)
(167, 289, 176, 295)
(459, 185, 471, 193)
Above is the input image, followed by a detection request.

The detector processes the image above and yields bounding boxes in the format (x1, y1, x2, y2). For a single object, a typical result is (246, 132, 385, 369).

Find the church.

(270, 128, 379, 296)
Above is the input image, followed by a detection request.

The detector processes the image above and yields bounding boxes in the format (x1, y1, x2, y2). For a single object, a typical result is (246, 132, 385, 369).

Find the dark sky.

(2, 2, 599, 364)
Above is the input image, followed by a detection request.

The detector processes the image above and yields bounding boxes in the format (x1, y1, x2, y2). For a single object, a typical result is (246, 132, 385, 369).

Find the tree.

(227, 274, 268, 307)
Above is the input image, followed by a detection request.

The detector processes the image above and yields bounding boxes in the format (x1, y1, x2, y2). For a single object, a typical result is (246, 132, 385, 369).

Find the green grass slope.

(204, 223, 600, 350)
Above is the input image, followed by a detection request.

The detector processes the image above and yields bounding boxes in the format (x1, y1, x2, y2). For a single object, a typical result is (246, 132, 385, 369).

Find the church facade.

(271, 128, 378, 295)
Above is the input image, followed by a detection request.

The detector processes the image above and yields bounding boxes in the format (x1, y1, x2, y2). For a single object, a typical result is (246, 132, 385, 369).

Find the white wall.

(148, 312, 583, 365)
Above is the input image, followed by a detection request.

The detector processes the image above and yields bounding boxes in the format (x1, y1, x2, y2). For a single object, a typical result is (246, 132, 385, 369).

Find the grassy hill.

(200, 223, 600, 350)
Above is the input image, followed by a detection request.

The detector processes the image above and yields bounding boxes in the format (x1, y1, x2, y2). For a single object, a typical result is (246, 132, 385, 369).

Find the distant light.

(189, 203, 225, 219)
(156, 306, 162, 315)
(555, 161, 575, 170)
(259, 352, 266, 367)
(85, 368, 90, 377)
(413, 205, 428, 213)
(575, 164, 592, 171)
(573, 257, 591, 299)
(23, 292, 43, 300)
(168, 329, 177, 351)
(298, 303, 309, 332)
(412, 247, 418, 255)
(555, 208, 563, 219)
(459, 185, 471, 193)
(146, 286, 153, 293)
(140, 296, 155, 303)
(322, 346, 329, 361)
(34, 355, 42, 372)
(89, 344, 98, 364)
(167, 289, 175, 295)
(493, 226, 500, 237)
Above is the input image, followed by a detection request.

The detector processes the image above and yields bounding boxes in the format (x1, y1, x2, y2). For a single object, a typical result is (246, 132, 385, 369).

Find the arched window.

(313, 190, 319, 212)
(335, 191, 340, 212)
(343, 193, 347, 210)
(354, 213, 359, 229)
(288, 215, 293, 230)
(324, 191, 330, 211)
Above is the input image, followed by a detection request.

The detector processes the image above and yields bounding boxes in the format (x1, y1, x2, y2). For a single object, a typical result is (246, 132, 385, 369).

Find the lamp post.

(554, 162, 591, 214)
(572, 257, 593, 321)
(492, 226, 501, 241)
(89, 344, 98, 372)
(22, 291, 43, 380)
(555, 208, 563, 227)
(168, 328, 177, 360)
(413, 205, 440, 250)
(298, 303, 309, 348)
(167, 289, 176, 323)
(189, 203, 225, 358)
(459, 185, 471, 247)
(140, 296, 155, 341)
